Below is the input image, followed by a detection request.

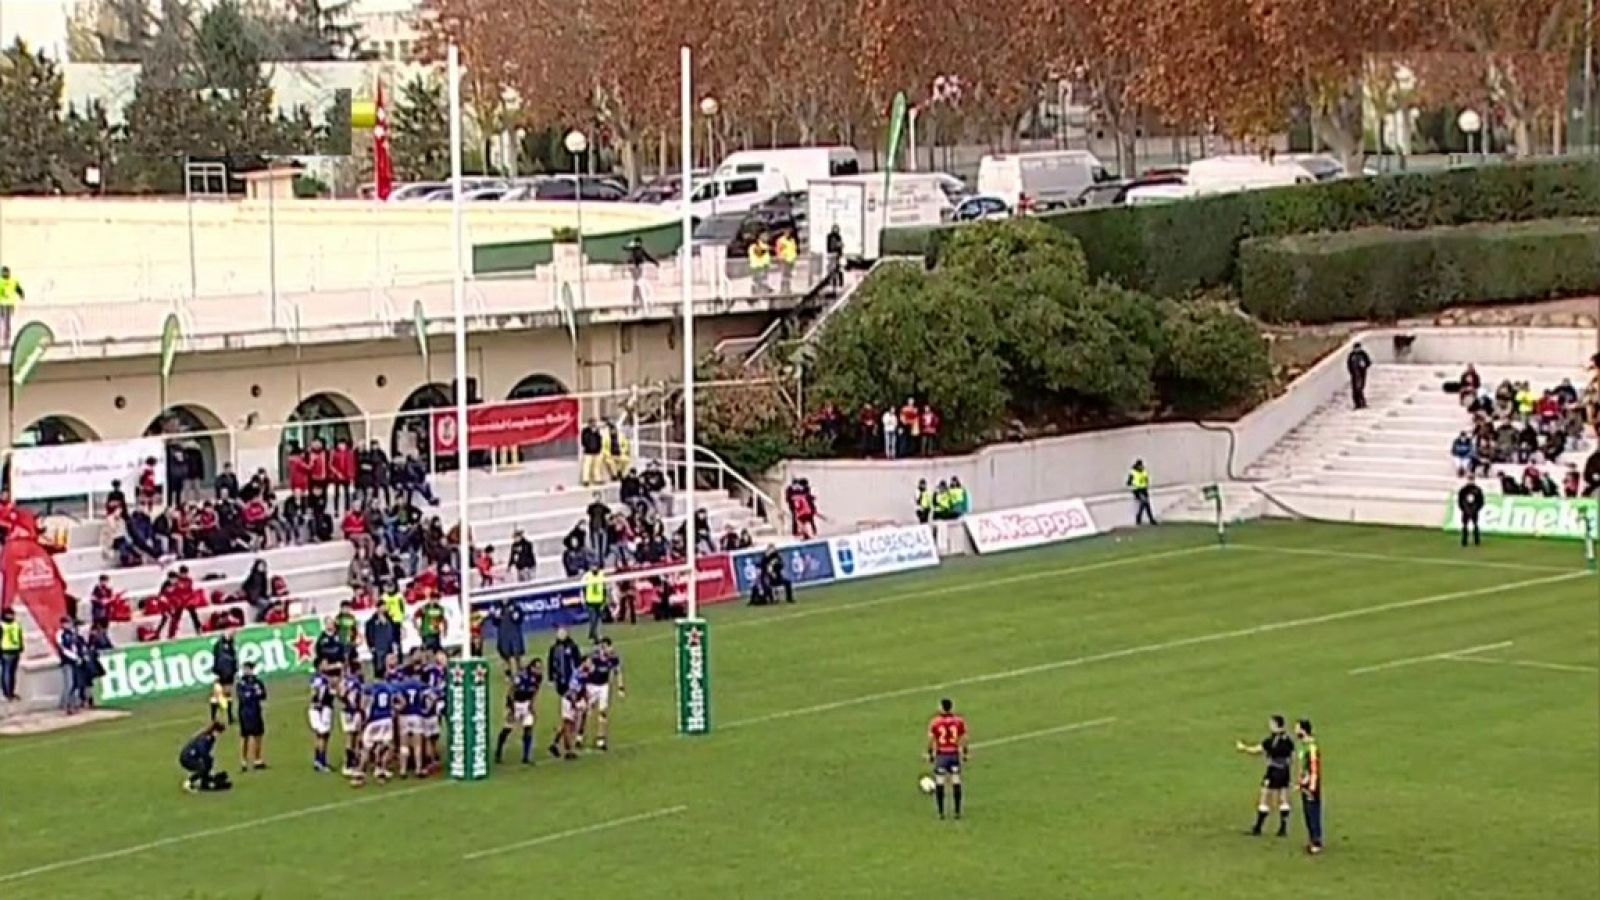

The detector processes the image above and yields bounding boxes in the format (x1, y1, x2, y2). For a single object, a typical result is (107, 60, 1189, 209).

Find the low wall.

(776, 326, 1596, 530)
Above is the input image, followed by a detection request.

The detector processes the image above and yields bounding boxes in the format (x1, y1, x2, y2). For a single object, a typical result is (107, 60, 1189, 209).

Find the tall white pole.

(448, 43, 474, 648)
(680, 45, 699, 619)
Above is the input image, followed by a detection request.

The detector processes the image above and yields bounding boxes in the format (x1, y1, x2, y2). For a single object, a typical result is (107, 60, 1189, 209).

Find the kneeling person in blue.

(237, 662, 269, 771)
(179, 722, 232, 792)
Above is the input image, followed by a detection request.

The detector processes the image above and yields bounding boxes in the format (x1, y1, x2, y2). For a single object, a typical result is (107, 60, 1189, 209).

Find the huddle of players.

(496, 631, 626, 766)
(1235, 715, 1324, 855)
(306, 648, 449, 786)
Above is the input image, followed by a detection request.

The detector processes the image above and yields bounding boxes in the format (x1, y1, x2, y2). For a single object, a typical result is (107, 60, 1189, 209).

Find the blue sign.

(475, 584, 590, 642)
(731, 541, 836, 595)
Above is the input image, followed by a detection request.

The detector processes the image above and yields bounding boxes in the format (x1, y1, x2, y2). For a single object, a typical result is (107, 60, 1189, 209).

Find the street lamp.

(564, 129, 589, 309)
(1457, 109, 1483, 160)
(698, 97, 719, 216)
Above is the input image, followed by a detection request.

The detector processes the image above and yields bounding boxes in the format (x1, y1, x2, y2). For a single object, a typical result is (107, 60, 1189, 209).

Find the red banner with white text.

(2, 535, 70, 651)
(431, 397, 580, 455)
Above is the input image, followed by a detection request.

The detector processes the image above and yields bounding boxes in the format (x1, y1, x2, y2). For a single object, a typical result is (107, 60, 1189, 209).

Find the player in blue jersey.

(417, 678, 443, 776)
(552, 660, 590, 760)
(339, 669, 365, 776)
(393, 668, 427, 778)
(496, 659, 543, 765)
(582, 639, 626, 752)
(308, 671, 337, 773)
(354, 678, 396, 786)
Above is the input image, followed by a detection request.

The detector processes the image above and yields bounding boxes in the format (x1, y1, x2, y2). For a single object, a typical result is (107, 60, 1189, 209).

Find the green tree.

(274, 0, 363, 60)
(391, 75, 449, 180)
(0, 40, 71, 193)
(811, 263, 1007, 449)
(936, 218, 1090, 288)
(1155, 294, 1273, 414)
(62, 99, 119, 192)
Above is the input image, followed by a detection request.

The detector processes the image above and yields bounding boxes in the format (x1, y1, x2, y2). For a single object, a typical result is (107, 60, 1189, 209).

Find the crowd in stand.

(1449, 366, 1591, 496)
(802, 399, 943, 460)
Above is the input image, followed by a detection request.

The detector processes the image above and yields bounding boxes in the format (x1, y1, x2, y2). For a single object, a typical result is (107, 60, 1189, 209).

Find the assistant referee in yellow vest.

(582, 565, 608, 642)
(1128, 459, 1156, 526)
(1, 608, 24, 702)
(0, 266, 24, 346)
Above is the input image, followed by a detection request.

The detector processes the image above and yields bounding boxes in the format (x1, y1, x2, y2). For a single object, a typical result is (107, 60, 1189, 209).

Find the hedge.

(883, 159, 1600, 297)
(1237, 218, 1600, 324)
(473, 219, 686, 275)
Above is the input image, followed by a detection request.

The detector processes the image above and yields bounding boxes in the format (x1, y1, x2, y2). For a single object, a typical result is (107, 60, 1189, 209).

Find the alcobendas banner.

(1441, 495, 1596, 540)
(964, 498, 1099, 554)
(829, 524, 940, 580)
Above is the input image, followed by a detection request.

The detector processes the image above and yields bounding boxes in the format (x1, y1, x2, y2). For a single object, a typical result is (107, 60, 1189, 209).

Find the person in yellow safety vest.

(947, 477, 969, 517)
(914, 478, 933, 525)
(748, 234, 772, 291)
(1128, 459, 1156, 526)
(582, 565, 608, 642)
(0, 266, 23, 346)
(381, 584, 406, 653)
(932, 481, 954, 521)
(1, 608, 23, 702)
(775, 230, 799, 292)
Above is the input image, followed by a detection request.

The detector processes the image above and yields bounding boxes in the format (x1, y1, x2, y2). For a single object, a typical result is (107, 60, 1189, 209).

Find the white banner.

(964, 499, 1099, 554)
(10, 437, 167, 501)
(830, 524, 941, 579)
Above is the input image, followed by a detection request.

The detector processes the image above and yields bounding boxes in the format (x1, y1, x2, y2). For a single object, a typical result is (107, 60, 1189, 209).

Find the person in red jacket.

(920, 403, 941, 457)
(307, 439, 331, 518)
(287, 444, 311, 501)
(330, 439, 356, 513)
(243, 496, 272, 548)
(137, 457, 161, 511)
(341, 506, 372, 553)
(158, 568, 202, 638)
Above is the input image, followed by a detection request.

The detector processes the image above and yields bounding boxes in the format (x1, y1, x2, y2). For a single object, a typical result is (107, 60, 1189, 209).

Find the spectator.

(89, 574, 114, 631)
(158, 566, 203, 638)
(562, 544, 589, 578)
(693, 508, 714, 555)
(214, 463, 239, 501)
(881, 407, 899, 459)
(1451, 431, 1474, 477)
(399, 455, 440, 506)
(1457, 364, 1481, 404)
(825, 224, 844, 288)
(858, 403, 880, 457)
(0, 265, 23, 345)
(509, 529, 536, 582)
(287, 443, 311, 501)
(1347, 342, 1371, 410)
(619, 468, 645, 512)
(899, 398, 920, 457)
(0, 607, 22, 702)
(475, 545, 496, 589)
(1564, 463, 1582, 497)
(331, 439, 356, 512)
(363, 440, 392, 507)
(750, 545, 793, 606)
(604, 419, 631, 480)
(341, 504, 372, 553)
(581, 420, 605, 487)
(81, 624, 109, 707)
(920, 403, 941, 456)
(105, 479, 128, 518)
(347, 544, 375, 593)
(308, 438, 332, 514)
(642, 460, 667, 497)
(57, 617, 82, 714)
(241, 560, 272, 620)
(625, 235, 658, 273)
(137, 457, 161, 510)
(788, 479, 818, 539)
(719, 524, 742, 552)
(915, 478, 932, 525)
(948, 477, 969, 517)
(586, 493, 611, 560)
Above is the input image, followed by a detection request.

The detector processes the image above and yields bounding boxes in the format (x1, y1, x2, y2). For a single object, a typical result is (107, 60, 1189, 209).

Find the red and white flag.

(374, 79, 394, 201)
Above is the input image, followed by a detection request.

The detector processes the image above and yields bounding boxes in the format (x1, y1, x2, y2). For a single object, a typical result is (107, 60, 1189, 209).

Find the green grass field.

(1, 521, 1596, 899)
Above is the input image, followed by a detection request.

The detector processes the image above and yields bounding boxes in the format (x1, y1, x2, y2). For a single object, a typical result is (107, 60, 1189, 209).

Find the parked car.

(503, 177, 628, 202)
(628, 170, 711, 204)
(750, 190, 808, 231)
(949, 195, 1011, 223)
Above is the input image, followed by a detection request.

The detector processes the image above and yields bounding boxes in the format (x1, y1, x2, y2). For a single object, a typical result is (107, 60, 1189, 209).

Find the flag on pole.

(412, 298, 429, 366)
(559, 282, 577, 345)
(159, 312, 182, 387)
(11, 321, 53, 387)
(884, 91, 909, 194)
(374, 79, 395, 201)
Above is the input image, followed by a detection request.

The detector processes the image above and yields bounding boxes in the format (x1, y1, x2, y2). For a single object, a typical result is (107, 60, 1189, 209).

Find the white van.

(714, 147, 861, 192)
(808, 173, 949, 260)
(1185, 155, 1318, 192)
(1123, 184, 1202, 206)
(687, 170, 791, 219)
(977, 151, 1111, 211)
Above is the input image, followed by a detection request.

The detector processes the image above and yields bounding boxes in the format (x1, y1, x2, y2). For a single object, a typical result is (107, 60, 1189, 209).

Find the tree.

(0, 40, 72, 193)
(63, 99, 119, 192)
(1156, 295, 1272, 413)
(391, 75, 449, 180)
(275, 0, 363, 60)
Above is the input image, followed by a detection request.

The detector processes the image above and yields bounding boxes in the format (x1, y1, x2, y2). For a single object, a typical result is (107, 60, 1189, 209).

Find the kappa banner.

(830, 525, 939, 580)
(1442, 495, 1596, 540)
(432, 396, 580, 455)
(11, 437, 166, 501)
(964, 498, 1100, 554)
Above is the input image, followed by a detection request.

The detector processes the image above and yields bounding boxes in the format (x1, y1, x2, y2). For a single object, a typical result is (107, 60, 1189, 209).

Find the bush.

(885, 159, 1600, 298)
(1156, 296, 1273, 412)
(1237, 218, 1600, 324)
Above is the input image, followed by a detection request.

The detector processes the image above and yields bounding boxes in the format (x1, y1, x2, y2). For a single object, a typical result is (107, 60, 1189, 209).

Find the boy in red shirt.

(331, 439, 356, 512)
(926, 697, 970, 820)
(137, 458, 161, 510)
(287, 446, 311, 500)
(307, 439, 331, 516)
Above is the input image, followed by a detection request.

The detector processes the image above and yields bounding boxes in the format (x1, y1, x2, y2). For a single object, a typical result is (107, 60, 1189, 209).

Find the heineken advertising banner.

(1442, 495, 1597, 540)
(96, 617, 320, 704)
(674, 618, 711, 735)
(447, 658, 491, 781)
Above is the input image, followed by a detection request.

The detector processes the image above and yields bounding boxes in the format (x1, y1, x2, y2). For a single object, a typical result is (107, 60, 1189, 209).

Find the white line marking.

(625, 544, 1217, 647)
(722, 571, 1586, 731)
(0, 783, 442, 886)
(1444, 655, 1600, 675)
(969, 717, 1118, 751)
(462, 805, 689, 861)
(0, 714, 195, 758)
(1348, 641, 1516, 676)
(1230, 544, 1571, 573)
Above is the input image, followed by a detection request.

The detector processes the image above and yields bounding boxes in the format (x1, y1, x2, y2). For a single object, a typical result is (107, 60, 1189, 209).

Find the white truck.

(806, 172, 950, 261)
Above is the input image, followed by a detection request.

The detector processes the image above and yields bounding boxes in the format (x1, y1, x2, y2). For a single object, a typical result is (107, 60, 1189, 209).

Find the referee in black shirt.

(1458, 474, 1485, 547)
(1236, 714, 1295, 837)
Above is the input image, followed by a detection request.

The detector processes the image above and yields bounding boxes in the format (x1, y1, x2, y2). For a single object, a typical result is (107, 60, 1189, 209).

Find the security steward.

(1128, 460, 1156, 526)
(1457, 473, 1485, 547)
(1, 608, 24, 702)
(582, 565, 608, 642)
(915, 479, 933, 525)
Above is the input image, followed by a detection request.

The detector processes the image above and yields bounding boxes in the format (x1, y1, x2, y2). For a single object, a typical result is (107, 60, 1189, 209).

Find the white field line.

(463, 804, 689, 861)
(1443, 655, 1600, 675)
(1229, 544, 1572, 573)
(1348, 641, 1515, 676)
(969, 717, 1118, 751)
(0, 783, 444, 886)
(721, 571, 1586, 731)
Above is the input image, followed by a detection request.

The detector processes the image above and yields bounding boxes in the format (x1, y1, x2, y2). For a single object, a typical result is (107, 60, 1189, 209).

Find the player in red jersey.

(926, 697, 969, 820)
